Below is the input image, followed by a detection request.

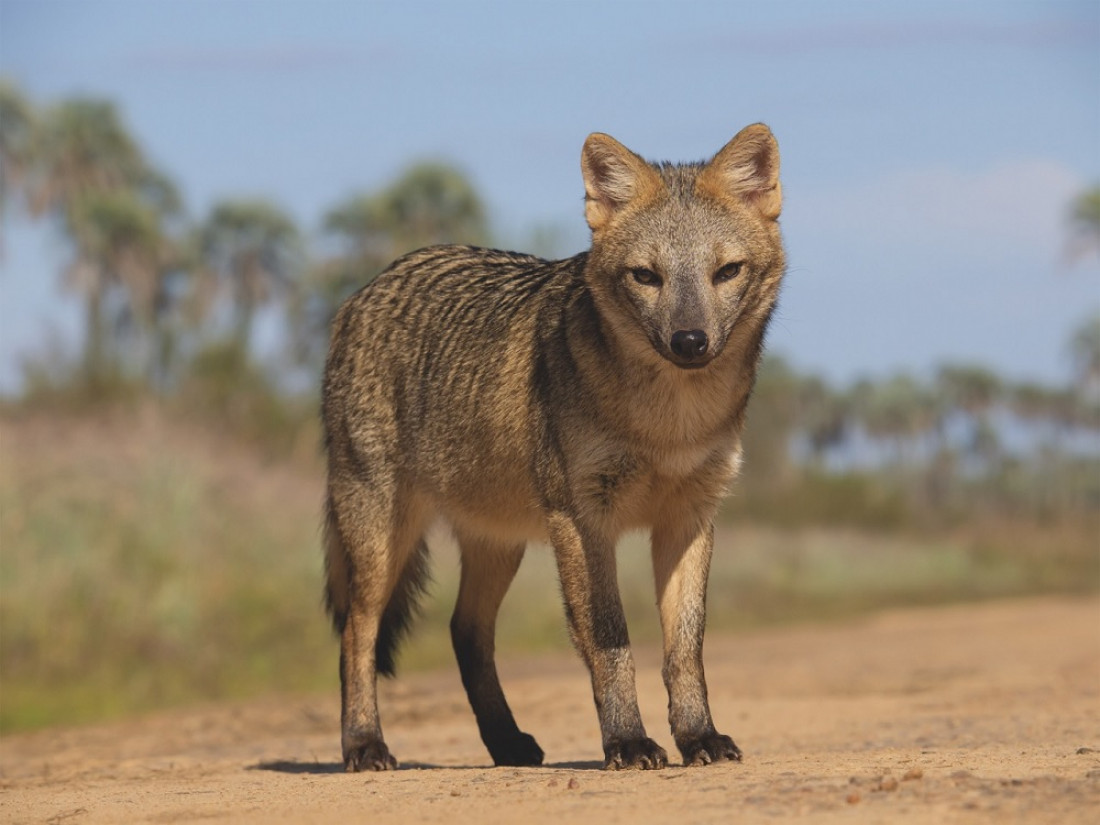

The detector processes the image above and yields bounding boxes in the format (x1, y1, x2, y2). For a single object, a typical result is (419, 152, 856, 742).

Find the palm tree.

(853, 373, 940, 469)
(29, 99, 149, 217)
(738, 354, 804, 491)
(0, 78, 36, 226)
(1068, 314, 1100, 392)
(1067, 185, 1100, 262)
(30, 97, 182, 384)
(322, 162, 488, 291)
(378, 162, 489, 248)
(293, 162, 490, 371)
(936, 364, 1002, 468)
(65, 190, 178, 383)
(795, 374, 849, 469)
(196, 199, 302, 357)
(937, 364, 1001, 415)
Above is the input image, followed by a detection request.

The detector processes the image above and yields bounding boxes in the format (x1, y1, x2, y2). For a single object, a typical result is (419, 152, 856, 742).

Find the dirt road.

(2, 596, 1098, 824)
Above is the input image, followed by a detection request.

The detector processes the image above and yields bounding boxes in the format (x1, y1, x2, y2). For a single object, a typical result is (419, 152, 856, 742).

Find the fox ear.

(699, 123, 782, 220)
(581, 133, 659, 232)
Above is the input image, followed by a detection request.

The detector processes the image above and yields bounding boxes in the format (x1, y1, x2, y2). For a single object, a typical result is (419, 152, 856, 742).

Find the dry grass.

(0, 405, 333, 731)
(1, 406, 1095, 733)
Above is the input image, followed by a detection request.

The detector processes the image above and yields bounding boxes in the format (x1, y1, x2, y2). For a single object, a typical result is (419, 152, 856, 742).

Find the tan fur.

(322, 124, 785, 771)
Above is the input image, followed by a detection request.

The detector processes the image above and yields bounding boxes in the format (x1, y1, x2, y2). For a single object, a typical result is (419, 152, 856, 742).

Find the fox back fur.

(322, 124, 785, 771)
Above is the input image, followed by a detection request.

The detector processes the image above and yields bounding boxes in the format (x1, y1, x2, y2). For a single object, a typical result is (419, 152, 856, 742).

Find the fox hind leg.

(450, 537, 544, 766)
(330, 477, 429, 772)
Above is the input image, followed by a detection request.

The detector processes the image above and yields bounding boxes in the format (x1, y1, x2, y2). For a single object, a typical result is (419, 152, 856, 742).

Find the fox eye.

(630, 267, 662, 287)
(714, 262, 743, 284)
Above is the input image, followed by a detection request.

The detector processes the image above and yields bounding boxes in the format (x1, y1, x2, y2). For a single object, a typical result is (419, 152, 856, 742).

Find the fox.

(322, 123, 785, 772)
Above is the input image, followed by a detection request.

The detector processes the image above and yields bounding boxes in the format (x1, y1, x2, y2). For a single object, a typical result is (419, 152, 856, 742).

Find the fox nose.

(670, 329, 709, 361)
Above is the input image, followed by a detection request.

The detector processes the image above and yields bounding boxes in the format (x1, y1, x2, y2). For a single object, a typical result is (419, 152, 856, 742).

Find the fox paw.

(344, 740, 397, 772)
(603, 737, 668, 770)
(678, 732, 742, 767)
(489, 731, 545, 767)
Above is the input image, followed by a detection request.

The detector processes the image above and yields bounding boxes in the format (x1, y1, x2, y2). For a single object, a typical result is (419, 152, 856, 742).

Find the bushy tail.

(374, 538, 430, 677)
(323, 495, 351, 634)
(323, 496, 431, 678)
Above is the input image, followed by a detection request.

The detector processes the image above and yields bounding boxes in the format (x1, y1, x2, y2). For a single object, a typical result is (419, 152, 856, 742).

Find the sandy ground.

(2, 596, 1098, 824)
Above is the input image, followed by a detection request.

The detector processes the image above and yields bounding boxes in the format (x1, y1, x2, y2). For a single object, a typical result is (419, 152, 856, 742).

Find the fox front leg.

(547, 513, 668, 770)
(651, 520, 741, 766)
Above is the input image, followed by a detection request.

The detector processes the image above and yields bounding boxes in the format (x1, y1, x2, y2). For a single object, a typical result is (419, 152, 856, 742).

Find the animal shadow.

(251, 758, 605, 774)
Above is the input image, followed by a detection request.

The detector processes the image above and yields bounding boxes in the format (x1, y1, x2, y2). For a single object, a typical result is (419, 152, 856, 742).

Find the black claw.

(344, 741, 398, 772)
(679, 732, 742, 767)
(603, 737, 668, 771)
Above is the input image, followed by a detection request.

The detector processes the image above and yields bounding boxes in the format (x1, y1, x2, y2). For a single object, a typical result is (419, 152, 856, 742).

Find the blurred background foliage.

(1, 81, 1097, 734)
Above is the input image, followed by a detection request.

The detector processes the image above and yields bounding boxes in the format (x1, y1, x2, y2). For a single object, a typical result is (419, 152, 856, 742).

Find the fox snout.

(669, 329, 710, 367)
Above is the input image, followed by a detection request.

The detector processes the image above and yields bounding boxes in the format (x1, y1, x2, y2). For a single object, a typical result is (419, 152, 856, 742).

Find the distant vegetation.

(0, 80, 492, 398)
(1, 80, 1097, 734)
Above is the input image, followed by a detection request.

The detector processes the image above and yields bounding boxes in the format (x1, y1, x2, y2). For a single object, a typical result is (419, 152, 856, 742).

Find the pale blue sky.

(1, 0, 1098, 391)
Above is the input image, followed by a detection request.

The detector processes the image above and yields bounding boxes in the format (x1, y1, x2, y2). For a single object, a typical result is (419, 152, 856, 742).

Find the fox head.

(581, 125, 785, 372)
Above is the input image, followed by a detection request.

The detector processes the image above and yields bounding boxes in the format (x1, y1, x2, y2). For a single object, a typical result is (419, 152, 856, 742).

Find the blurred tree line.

(2, 80, 1098, 528)
(1, 81, 489, 380)
(735, 351, 1099, 530)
